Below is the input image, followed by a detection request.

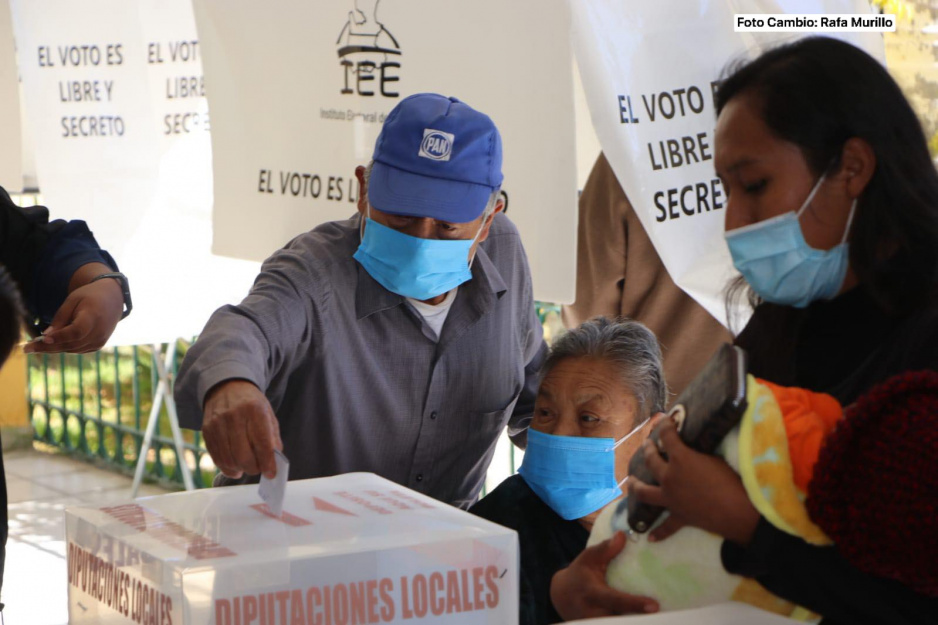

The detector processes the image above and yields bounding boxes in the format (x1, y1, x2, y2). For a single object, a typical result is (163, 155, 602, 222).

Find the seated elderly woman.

(469, 317, 666, 625)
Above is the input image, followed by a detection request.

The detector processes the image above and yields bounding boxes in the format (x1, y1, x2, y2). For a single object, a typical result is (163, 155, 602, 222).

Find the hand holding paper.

(202, 379, 283, 479)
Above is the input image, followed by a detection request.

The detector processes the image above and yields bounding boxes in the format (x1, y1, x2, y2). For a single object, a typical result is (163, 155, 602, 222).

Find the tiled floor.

(2, 448, 178, 624)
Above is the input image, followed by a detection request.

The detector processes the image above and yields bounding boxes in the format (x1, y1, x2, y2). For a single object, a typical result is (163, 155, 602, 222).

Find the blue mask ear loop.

(796, 173, 858, 247)
(795, 171, 828, 219)
(359, 203, 371, 241)
(839, 199, 858, 245)
(610, 417, 650, 490)
(467, 212, 489, 269)
(608, 417, 665, 542)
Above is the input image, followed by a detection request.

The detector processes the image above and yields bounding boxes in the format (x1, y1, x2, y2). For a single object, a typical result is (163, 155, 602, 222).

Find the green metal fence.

(27, 341, 213, 489)
(25, 304, 564, 490)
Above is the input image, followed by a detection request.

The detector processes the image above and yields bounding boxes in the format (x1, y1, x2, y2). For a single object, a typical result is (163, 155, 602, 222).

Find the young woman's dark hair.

(717, 36, 938, 318)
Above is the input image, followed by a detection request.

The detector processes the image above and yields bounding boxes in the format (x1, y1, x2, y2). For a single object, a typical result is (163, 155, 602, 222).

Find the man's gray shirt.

(175, 213, 547, 508)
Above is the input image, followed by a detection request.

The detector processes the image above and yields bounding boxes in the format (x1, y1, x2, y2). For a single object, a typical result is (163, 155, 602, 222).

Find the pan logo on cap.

(419, 129, 454, 162)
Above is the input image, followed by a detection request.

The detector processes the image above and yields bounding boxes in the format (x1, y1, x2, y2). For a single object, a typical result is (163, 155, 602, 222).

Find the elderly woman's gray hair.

(543, 317, 668, 421)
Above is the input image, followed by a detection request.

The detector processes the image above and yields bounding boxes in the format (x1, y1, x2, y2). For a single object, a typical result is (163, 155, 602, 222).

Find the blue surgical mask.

(518, 421, 646, 521)
(353, 205, 485, 301)
(724, 173, 857, 309)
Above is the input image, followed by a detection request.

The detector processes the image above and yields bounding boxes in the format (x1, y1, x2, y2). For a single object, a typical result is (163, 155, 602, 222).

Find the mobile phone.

(623, 343, 748, 533)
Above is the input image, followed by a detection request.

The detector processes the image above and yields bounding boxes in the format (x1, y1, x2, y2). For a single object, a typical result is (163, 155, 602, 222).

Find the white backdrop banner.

(10, 0, 259, 346)
(194, 0, 578, 304)
(0, 0, 22, 190)
(571, 0, 884, 327)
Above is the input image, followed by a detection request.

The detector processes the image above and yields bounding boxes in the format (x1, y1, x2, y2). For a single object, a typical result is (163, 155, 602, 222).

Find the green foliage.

(27, 341, 215, 488)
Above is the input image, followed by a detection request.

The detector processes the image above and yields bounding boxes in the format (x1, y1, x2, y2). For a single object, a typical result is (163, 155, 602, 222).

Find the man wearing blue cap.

(176, 93, 547, 507)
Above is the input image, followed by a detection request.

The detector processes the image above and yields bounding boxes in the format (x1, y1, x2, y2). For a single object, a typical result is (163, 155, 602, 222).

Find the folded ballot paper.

(65, 473, 518, 625)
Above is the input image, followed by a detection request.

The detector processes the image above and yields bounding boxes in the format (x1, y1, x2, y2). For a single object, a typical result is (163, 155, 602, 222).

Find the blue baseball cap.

(368, 93, 503, 223)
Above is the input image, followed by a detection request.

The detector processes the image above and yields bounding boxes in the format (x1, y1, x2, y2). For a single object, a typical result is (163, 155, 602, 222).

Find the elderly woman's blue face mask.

(519, 422, 646, 521)
(518, 357, 649, 521)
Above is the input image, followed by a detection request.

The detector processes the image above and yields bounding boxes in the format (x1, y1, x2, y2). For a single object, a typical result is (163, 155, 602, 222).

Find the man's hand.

(25, 262, 124, 354)
(630, 420, 760, 545)
(202, 379, 283, 479)
(550, 532, 659, 620)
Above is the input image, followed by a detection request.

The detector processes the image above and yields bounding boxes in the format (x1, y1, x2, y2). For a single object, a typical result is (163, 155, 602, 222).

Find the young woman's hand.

(629, 420, 760, 545)
(24, 263, 124, 354)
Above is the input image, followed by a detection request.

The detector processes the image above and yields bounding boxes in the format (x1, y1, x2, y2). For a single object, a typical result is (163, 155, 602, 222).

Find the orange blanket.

(758, 380, 842, 492)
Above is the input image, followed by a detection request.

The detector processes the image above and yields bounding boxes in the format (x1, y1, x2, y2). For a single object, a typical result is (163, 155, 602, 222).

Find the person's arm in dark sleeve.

(0, 186, 62, 319)
(32, 222, 118, 328)
(0, 186, 119, 330)
(722, 518, 938, 625)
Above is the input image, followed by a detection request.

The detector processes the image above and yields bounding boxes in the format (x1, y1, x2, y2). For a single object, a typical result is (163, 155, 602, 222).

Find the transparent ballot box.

(65, 473, 518, 624)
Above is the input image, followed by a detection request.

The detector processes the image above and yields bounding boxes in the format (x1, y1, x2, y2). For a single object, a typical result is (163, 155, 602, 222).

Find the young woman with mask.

(552, 37, 938, 624)
(471, 317, 667, 624)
